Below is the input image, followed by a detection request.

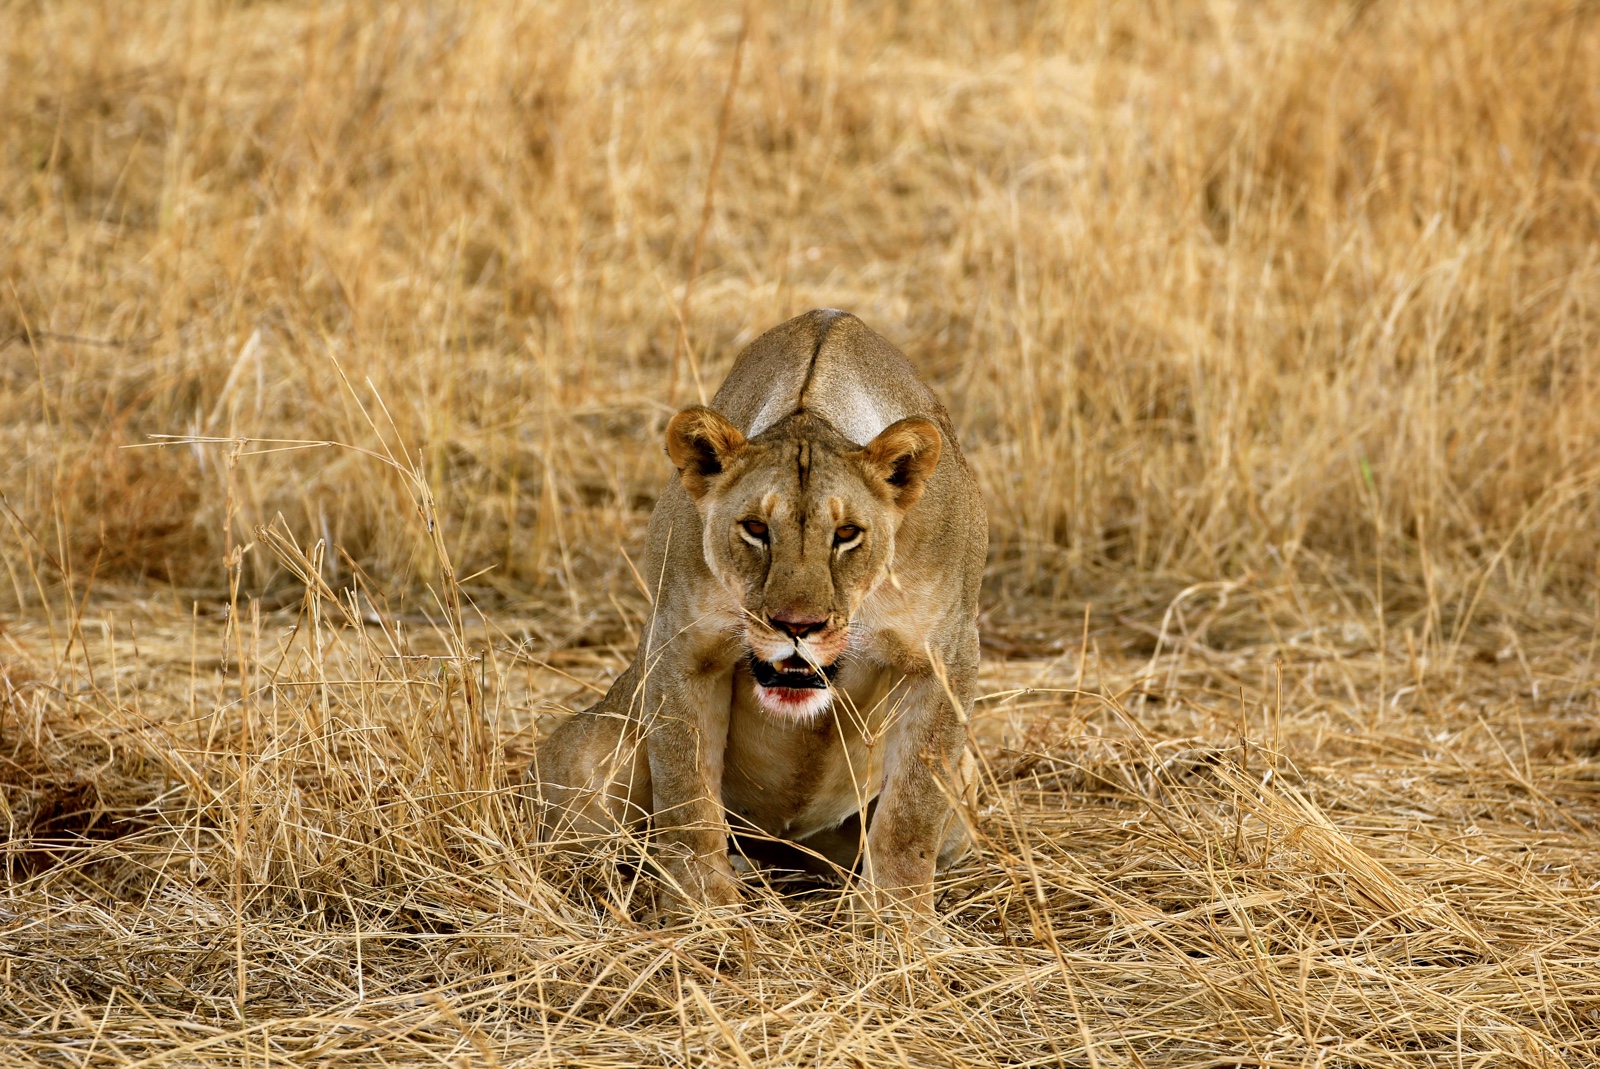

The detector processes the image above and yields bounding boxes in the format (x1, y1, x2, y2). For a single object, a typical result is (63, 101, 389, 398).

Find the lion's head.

(665, 406, 941, 717)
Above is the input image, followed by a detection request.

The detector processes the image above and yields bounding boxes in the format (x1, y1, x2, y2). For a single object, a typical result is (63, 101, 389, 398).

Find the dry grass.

(3, 0, 1600, 1065)
(5, 586, 1600, 1066)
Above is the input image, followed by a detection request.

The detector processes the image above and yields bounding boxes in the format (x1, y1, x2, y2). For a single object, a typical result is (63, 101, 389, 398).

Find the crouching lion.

(527, 309, 987, 927)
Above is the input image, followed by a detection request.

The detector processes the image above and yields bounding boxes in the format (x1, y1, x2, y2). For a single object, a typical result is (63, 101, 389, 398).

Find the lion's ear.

(666, 406, 748, 500)
(858, 417, 942, 510)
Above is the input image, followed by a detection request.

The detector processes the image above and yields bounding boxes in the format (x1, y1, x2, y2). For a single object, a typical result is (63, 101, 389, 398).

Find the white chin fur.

(755, 684, 833, 720)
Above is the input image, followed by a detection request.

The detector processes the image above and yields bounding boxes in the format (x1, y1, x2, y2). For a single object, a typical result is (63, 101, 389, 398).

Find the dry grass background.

(3, 0, 1600, 1065)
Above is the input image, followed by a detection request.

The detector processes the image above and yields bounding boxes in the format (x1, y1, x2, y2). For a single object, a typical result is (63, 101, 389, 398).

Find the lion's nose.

(768, 613, 827, 639)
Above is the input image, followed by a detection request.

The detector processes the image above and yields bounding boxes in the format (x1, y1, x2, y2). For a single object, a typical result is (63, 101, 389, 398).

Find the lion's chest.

(719, 659, 893, 841)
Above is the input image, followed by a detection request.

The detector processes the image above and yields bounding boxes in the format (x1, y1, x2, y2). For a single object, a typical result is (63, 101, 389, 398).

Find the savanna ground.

(3, 1, 1600, 1065)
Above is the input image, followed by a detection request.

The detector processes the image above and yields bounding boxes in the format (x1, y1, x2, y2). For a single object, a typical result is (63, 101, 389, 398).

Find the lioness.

(529, 309, 986, 925)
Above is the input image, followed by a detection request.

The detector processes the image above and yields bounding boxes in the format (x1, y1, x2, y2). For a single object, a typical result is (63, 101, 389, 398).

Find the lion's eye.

(740, 519, 769, 543)
(834, 524, 862, 545)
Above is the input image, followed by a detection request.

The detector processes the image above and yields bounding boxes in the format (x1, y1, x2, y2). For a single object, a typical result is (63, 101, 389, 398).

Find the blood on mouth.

(748, 652, 836, 716)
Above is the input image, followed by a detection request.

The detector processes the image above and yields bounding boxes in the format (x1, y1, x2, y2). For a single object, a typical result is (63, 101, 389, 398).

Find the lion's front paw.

(693, 866, 744, 909)
(841, 887, 949, 944)
(657, 844, 743, 913)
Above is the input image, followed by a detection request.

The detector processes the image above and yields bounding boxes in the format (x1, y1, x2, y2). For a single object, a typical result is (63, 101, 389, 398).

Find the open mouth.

(748, 652, 837, 690)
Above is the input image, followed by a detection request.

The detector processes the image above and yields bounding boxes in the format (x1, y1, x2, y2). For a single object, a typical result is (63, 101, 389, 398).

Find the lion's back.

(713, 309, 948, 448)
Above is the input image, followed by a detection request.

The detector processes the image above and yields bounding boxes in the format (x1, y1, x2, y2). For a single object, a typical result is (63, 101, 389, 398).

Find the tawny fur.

(527, 310, 987, 925)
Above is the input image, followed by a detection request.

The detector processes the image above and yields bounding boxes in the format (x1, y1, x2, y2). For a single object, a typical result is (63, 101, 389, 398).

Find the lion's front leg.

(646, 666, 741, 909)
(862, 670, 975, 926)
(527, 666, 653, 844)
